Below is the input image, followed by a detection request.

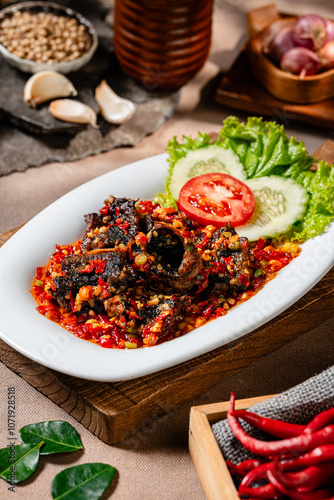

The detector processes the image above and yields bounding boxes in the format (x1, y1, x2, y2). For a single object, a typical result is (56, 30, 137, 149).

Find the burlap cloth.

(0, 1, 334, 499)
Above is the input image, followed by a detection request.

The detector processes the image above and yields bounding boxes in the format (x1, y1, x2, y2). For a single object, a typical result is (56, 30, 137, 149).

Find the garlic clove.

(95, 80, 136, 124)
(49, 99, 98, 128)
(24, 71, 77, 108)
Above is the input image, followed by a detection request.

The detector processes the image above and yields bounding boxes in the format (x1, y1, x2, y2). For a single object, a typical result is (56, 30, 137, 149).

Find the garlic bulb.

(95, 80, 136, 124)
(49, 99, 98, 127)
(24, 71, 77, 108)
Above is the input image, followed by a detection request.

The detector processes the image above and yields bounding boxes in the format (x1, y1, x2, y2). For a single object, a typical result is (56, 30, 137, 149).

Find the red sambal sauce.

(31, 200, 301, 350)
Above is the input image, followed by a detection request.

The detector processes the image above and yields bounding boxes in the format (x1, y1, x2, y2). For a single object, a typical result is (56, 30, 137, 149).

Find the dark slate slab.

(0, 0, 180, 175)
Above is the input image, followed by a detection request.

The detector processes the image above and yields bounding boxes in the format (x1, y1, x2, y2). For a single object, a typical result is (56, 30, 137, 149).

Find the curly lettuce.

(291, 161, 334, 241)
(154, 116, 334, 241)
(220, 116, 315, 178)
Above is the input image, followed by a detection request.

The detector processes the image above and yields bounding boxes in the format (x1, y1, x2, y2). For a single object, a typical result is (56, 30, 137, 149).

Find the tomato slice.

(178, 173, 255, 227)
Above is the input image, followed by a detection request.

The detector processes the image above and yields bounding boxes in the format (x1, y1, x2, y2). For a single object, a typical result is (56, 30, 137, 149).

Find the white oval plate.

(0, 154, 333, 382)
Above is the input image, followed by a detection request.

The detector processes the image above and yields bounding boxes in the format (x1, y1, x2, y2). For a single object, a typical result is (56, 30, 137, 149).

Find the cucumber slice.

(168, 145, 247, 200)
(237, 176, 309, 241)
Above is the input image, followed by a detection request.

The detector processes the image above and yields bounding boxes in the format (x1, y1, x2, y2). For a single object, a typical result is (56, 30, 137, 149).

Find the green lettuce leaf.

(219, 116, 314, 178)
(290, 161, 334, 241)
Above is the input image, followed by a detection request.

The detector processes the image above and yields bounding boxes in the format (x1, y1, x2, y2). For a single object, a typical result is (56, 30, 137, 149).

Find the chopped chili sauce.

(31, 198, 301, 350)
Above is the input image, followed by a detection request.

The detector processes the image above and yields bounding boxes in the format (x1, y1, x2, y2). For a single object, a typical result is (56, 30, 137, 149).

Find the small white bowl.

(0, 1, 98, 74)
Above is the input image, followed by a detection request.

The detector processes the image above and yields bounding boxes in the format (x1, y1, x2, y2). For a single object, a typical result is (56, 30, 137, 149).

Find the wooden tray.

(189, 394, 274, 500)
(215, 5, 334, 127)
(0, 141, 334, 444)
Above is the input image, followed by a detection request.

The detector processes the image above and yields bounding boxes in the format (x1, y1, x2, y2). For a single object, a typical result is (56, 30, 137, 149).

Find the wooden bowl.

(247, 6, 334, 104)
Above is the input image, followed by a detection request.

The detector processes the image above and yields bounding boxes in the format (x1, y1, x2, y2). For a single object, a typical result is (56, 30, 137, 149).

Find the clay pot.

(113, 0, 214, 92)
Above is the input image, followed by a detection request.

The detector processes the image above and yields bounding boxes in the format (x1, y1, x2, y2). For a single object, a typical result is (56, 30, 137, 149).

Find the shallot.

(280, 47, 321, 78)
(292, 14, 327, 51)
(264, 27, 296, 64)
(325, 19, 334, 42)
(319, 40, 334, 69)
(264, 13, 334, 77)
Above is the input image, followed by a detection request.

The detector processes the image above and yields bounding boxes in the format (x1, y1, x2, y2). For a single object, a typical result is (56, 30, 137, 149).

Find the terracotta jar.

(113, 0, 214, 92)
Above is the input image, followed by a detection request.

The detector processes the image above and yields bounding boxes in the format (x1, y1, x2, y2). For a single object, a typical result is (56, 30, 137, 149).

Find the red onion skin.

(280, 47, 321, 78)
(319, 40, 334, 69)
(325, 19, 334, 43)
(292, 14, 327, 51)
(264, 27, 296, 64)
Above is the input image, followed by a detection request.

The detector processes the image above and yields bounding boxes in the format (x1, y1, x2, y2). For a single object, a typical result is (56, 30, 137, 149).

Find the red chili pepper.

(63, 315, 78, 327)
(68, 291, 76, 313)
(36, 305, 48, 315)
(304, 408, 334, 434)
(136, 200, 155, 214)
(38, 290, 53, 303)
(239, 462, 275, 488)
(231, 409, 306, 438)
(96, 313, 112, 325)
(280, 445, 334, 471)
(36, 266, 44, 280)
(256, 238, 267, 249)
(272, 460, 334, 491)
(32, 285, 44, 295)
(226, 460, 245, 478)
(224, 256, 234, 268)
(140, 261, 151, 272)
(267, 469, 334, 499)
(239, 483, 280, 499)
(227, 393, 334, 457)
(52, 254, 64, 264)
(129, 298, 138, 310)
(97, 278, 109, 298)
(114, 206, 120, 216)
(119, 221, 129, 232)
(137, 233, 148, 245)
(99, 205, 109, 215)
(209, 261, 227, 274)
(238, 273, 250, 286)
(79, 259, 106, 274)
(47, 309, 62, 322)
(142, 326, 152, 338)
(197, 299, 210, 309)
(235, 458, 266, 473)
(98, 335, 115, 348)
(202, 305, 213, 319)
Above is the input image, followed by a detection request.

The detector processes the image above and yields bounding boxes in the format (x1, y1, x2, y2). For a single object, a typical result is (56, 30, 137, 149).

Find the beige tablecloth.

(0, 1, 333, 499)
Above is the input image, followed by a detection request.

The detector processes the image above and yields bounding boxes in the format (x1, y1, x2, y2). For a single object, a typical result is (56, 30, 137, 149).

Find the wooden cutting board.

(1, 141, 334, 444)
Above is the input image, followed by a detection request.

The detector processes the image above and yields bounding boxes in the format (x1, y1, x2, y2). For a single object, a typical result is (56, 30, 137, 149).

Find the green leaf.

(19, 421, 83, 455)
(289, 161, 334, 241)
(219, 116, 315, 179)
(0, 442, 43, 484)
(51, 463, 116, 500)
